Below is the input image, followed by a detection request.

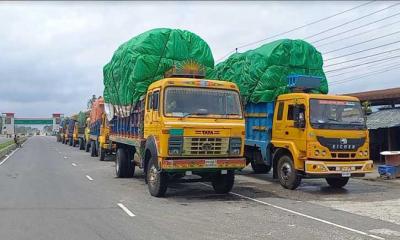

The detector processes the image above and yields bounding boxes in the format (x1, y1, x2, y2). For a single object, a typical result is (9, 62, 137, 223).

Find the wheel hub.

(148, 165, 158, 186)
(281, 162, 292, 181)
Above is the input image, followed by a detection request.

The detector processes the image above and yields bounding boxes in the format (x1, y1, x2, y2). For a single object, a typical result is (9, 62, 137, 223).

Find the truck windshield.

(164, 87, 242, 118)
(310, 99, 366, 130)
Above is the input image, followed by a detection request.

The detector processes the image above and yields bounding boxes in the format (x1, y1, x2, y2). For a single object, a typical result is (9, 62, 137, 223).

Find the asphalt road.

(1, 136, 399, 240)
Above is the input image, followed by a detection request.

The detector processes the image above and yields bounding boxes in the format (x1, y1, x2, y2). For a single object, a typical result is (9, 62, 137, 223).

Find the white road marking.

(63, 156, 68, 159)
(0, 148, 19, 166)
(72, 163, 77, 167)
(86, 175, 94, 181)
(199, 183, 384, 240)
(0, 138, 29, 167)
(117, 203, 135, 217)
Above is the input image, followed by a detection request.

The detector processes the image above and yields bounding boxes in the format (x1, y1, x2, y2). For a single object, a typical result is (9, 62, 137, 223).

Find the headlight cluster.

(229, 138, 242, 156)
(168, 137, 183, 155)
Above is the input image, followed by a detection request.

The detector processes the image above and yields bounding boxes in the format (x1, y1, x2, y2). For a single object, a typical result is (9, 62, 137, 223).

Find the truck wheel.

(277, 155, 301, 190)
(326, 177, 349, 188)
(98, 147, 106, 161)
(90, 141, 97, 157)
(115, 148, 134, 178)
(251, 162, 272, 174)
(79, 139, 85, 150)
(212, 170, 235, 194)
(146, 156, 167, 197)
(85, 141, 90, 152)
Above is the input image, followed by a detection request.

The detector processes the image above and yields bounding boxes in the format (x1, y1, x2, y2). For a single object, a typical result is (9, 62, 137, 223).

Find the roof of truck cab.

(147, 78, 239, 91)
(277, 93, 360, 102)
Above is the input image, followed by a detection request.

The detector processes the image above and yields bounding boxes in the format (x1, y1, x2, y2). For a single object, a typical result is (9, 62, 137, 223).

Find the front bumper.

(305, 160, 374, 177)
(161, 158, 246, 170)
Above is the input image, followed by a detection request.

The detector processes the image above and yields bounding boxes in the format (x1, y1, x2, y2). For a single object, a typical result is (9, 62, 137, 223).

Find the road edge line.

(199, 183, 384, 240)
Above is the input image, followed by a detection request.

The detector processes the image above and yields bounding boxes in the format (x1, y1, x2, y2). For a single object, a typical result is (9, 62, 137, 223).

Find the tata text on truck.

(245, 75, 373, 189)
(109, 67, 246, 197)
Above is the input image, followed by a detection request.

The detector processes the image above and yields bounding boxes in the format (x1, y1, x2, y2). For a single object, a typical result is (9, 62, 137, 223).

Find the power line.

(215, 1, 374, 62)
(304, 2, 400, 39)
(330, 64, 400, 86)
(324, 39, 400, 61)
(325, 54, 400, 73)
(326, 57, 400, 78)
(324, 47, 400, 67)
(330, 61, 400, 83)
(323, 30, 400, 54)
(315, 17, 400, 47)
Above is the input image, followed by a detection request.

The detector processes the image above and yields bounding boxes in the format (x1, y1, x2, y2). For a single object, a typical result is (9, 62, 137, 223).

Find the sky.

(0, 1, 399, 117)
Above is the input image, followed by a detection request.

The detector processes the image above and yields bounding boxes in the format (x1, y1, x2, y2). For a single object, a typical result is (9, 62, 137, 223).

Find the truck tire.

(85, 141, 90, 152)
(79, 139, 85, 150)
(251, 162, 272, 174)
(98, 147, 106, 161)
(146, 156, 167, 197)
(90, 141, 97, 157)
(326, 177, 349, 188)
(212, 170, 235, 194)
(277, 154, 301, 190)
(115, 148, 134, 178)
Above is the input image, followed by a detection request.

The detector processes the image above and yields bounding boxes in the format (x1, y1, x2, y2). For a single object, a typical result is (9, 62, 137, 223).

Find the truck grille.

(183, 137, 229, 156)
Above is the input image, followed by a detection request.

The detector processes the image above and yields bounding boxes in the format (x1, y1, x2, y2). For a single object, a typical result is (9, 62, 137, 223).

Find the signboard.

(14, 119, 53, 125)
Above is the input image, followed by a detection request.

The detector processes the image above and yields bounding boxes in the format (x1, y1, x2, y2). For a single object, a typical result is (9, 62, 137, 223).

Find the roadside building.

(346, 87, 400, 163)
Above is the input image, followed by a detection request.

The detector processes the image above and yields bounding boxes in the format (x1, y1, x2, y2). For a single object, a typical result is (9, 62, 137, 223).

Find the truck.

(88, 97, 115, 161)
(108, 73, 246, 197)
(59, 119, 69, 144)
(72, 111, 89, 150)
(244, 75, 373, 189)
(66, 119, 76, 146)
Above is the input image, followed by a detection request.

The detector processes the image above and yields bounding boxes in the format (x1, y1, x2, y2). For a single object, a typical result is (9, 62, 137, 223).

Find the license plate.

(205, 159, 217, 168)
(341, 172, 351, 177)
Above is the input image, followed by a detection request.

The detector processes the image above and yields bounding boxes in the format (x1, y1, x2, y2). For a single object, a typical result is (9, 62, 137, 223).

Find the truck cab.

(245, 75, 373, 189)
(110, 76, 246, 197)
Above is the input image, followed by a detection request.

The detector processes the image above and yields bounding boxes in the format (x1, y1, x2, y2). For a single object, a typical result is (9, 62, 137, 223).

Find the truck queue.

(57, 28, 373, 197)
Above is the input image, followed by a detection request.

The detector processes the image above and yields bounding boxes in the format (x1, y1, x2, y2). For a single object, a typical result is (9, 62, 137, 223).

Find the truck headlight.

(229, 138, 242, 156)
(168, 137, 183, 155)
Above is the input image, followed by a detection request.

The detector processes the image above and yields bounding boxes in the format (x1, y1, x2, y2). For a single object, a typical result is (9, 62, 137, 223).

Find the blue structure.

(245, 102, 274, 166)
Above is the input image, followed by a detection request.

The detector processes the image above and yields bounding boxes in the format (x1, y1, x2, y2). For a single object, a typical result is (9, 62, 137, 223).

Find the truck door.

(144, 89, 161, 136)
(283, 99, 307, 167)
(272, 101, 285, 139)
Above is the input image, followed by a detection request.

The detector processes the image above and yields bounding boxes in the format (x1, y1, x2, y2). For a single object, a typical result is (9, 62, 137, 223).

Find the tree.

(87, 94, 97, 110)
(362, 101, 372, 115)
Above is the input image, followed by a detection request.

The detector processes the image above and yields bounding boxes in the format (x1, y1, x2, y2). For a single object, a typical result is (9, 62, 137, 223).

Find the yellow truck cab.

(109, 74, 246, 197)
(89, 113, 114, 161)
(84, 117, 91, 152)
(244, 75, 373, 189)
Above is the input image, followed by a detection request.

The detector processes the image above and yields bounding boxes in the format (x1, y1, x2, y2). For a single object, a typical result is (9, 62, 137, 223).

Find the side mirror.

(294, 105, 306, 128)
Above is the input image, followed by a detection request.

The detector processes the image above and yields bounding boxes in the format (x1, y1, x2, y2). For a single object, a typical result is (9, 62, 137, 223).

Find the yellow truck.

(109, 76, 246, 197)
(244, 75, 373, 189)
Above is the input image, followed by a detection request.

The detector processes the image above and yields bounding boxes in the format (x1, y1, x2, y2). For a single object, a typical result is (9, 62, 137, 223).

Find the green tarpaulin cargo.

(103, 28, 214, 118)
(209, 39, 328, 103)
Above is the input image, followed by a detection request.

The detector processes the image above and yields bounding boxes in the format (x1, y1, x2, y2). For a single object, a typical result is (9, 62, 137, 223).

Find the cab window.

(287, 105, 294, 120)
(277, 102, 284, 121)
(152, 91, 159, 111)
(147, 93, 153, 110)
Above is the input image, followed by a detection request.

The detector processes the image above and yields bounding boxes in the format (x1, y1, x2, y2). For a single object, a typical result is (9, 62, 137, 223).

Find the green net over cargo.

(209, 39, 328, 103)
(103, 28, 214, 115)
